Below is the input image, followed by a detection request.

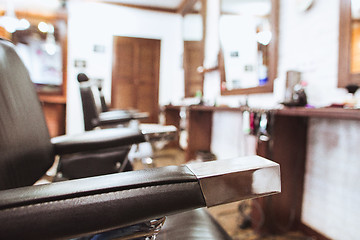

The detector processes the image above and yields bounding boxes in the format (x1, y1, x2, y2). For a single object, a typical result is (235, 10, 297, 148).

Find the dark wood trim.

(276, 107, 360, 120)
(221, 83, 274, 95)
(299, 224, 332, 240)
(197, 65, 219, 74)
(269, 0, 279, 92)
(186, 108, 212, 162)
(15, 10, 67, 21)
(165, 105, 360, 120)
(220, 0, 279, 95)
(8, 11, 68, 100)
(178, 0, 199, 16)
(39, 95, 66, 104)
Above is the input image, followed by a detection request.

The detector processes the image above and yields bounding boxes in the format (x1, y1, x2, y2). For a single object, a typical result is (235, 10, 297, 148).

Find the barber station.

(0, 0, 359, 239)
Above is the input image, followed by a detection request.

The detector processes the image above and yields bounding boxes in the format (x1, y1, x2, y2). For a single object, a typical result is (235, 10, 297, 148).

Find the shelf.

(38, 94, 66, 104)
(164, 105, 360, 121)
(276, 107, 360, 120)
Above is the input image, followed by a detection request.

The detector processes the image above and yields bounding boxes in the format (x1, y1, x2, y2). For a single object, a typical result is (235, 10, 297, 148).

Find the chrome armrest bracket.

(185, 155, 281, 207)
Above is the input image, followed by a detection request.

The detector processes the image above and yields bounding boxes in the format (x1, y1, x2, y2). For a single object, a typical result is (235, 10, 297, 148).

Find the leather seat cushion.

(158, 208, 232, 240)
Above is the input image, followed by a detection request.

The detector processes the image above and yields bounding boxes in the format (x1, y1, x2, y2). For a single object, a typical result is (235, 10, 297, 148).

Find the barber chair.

(0, 39, 281, 239)
(77, 73, 149, 131)
(60, 72, 153, 179)
(77, 73, 177, 167)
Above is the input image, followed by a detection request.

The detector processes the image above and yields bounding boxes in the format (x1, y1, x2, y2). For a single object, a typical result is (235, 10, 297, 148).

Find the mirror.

(182, 0, 204, 98)
(219, 0, 279, 95)
(10, 13, 67, 96)
(351, 0, 360, 73)
(339, 0, 360, 87)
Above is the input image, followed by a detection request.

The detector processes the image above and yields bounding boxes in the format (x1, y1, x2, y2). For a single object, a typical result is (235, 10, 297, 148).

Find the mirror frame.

(338, 0, 360, 87)
(11, 11, 68, 99)
(220, 0, 279, 95)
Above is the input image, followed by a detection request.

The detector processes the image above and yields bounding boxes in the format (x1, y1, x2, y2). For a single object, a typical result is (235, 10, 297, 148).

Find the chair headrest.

(77, 73, 89, 83)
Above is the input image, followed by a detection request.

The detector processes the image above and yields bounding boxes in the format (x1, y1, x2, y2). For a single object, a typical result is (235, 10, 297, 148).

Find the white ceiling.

(99, 0, 184, 11)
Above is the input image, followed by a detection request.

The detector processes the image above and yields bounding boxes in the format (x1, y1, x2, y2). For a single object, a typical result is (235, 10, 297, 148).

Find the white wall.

(66, 1, 184, 134)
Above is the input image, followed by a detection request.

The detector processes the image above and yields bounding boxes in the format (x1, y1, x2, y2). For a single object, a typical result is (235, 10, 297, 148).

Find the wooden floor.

(133, 148, 312, 240)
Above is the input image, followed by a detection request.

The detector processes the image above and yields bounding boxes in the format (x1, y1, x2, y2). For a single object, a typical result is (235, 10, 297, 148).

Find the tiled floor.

(134, 148, 312, 240)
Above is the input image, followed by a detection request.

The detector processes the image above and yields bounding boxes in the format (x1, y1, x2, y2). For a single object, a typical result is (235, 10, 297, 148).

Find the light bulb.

(256, 31, 272, 45)
(0, 16, 18, 33)
(38, 22, 49, 33)
(18, 18, 30, 30)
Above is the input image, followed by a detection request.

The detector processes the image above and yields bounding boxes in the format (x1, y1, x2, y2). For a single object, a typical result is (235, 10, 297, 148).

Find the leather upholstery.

(57, 146, 132, 179)
(0, 166, 206, 239)
(79, 80, 103, 130)
(78, 73, 148, 131)
(99, 110, 148, 125)
(0, 39, 146, 186)
(51, 128, 145, 155)
(158, 208, 232, 240)
(0, 39, 54, 190)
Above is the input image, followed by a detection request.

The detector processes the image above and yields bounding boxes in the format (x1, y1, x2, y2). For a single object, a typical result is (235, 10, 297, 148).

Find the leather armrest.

(0, 156, 280, 239)
(0, 166, 205, 239)
(99, 111, 134, 125)
(99, 111, 149, 126)
(51, 128, 146, 155)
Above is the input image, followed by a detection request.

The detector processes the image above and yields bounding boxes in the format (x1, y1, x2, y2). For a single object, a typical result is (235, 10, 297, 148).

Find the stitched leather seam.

(0, 182, 200, 212)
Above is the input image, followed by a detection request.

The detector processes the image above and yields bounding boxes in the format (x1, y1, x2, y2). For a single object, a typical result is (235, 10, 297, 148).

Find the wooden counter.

(164, 105, 358, 239)
(166, 105, 360, 120)
(276, 106, 360, 120)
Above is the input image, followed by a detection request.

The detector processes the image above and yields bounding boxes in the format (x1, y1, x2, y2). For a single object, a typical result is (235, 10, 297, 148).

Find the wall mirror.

(339, 0, 360, 87)
(182, 0, 204, 98)
(219, 0, 279, 95)
(10, 12, 67, 96)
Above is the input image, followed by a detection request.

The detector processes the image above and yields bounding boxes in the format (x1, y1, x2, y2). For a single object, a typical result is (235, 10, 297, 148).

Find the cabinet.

(39, 95, 66, 137)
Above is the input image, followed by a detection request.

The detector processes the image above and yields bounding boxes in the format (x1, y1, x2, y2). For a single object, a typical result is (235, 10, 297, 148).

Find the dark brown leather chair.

(0, 39, 280, 239)
(77, 72, 148, 131)
(77, 72, 178, 167)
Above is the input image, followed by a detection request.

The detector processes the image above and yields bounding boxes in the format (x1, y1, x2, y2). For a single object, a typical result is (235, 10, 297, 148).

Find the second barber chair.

(77, 73, 177, 167)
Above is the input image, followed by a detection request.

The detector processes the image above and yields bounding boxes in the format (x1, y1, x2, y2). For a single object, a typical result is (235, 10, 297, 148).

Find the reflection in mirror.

(182, 0, 204, 98)
(339, 0, 360, 87)
(220, 0, 271, 90)
(351, 0, 360, 73)
(220, 0, 278, 95)
(11, 16, 66, 94)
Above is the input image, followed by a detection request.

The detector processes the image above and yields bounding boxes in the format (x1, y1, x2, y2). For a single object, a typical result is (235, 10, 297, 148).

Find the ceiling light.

(38, 22, 49, 33)
(17, 19, 30, 30)
(0, 1, 30, 33)
(256, 31, 272, 46)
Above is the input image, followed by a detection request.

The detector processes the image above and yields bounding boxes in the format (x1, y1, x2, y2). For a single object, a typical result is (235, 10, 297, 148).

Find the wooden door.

(112, 36, 160, 123)
(184, 41, 204, 98)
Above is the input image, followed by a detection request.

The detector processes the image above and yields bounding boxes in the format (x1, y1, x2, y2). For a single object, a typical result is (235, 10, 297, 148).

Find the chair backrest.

(0, 39, 54, 190)
(77, 73, 101, 131)
(97, 83, 109, 112)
